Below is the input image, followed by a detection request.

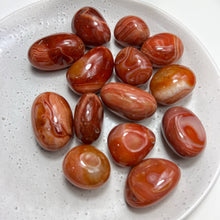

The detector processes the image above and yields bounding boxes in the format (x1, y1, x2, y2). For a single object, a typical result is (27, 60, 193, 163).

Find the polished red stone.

(150, 64, 196, 105)
(141, 33, 184, 67)
(73, 7, 111, 46)
(100, 82, 157, 121)
(74, 93, 104, 144)
(108, 123, 155, 166)
(28, 33, 85, 71)
(31, 92, 73, 151)
(63, 145, 110, 189)
(125, 158, 181, 208)
(66, 46, 114, 94)
(115, 47, 152, 85)
(162, 106, 206, 157)
(114, 16, 150, 47)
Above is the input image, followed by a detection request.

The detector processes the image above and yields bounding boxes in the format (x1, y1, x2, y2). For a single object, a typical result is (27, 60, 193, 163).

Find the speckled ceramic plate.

(0, 0, 220, 219)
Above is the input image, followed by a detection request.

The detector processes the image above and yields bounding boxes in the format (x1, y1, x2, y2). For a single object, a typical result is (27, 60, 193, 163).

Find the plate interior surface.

(0, 0, 220, 219)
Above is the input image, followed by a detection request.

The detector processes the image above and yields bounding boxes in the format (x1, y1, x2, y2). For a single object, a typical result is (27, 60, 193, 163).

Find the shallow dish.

(0, 0, 220, 219)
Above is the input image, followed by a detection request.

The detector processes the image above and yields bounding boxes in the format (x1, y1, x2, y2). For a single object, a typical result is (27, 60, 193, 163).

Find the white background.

(0, 0, 219, 219)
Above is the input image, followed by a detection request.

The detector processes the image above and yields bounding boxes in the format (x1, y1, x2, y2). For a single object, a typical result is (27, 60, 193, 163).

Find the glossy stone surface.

(141, 33, 184, 67)
(114, 16, 150, 47)
(66, 46, 114, 94)
(74, 93, 103, 144)
(108, 123, 155, 166)
(125, 158, 181, 208)
(100, 82, 157, 121)
(73, 7, 111, 46)
(162, 106, 206, 157)
(115, 47, 153, 86)
(28, 33, 85, 71)
(31, 92, 73, 151)
(63, 145, 110, 189)
(150, 64, 196, 105)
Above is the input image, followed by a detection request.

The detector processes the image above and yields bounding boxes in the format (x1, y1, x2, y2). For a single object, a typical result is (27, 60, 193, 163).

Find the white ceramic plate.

(1, 0, 220, 219)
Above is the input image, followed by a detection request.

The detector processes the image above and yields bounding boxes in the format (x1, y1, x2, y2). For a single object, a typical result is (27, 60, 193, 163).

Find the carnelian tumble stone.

(162, 106, 206, 157)
(31, 92, 73, 151)
(150, 64, 196, 105)
(114, 15, 150, 47)
(141, 33, 184, 67)
(108, 123, 155, 166)
(66, 46, 114, 94)
(125, 158, 181, 208)
(100, 82, 157, 121)
(73, 7, 111, 46)
(74, 93, 103, 144)
(115, 47, 153, 86)
(28, 33, 85, 71)
(63, 145, 110, 189)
